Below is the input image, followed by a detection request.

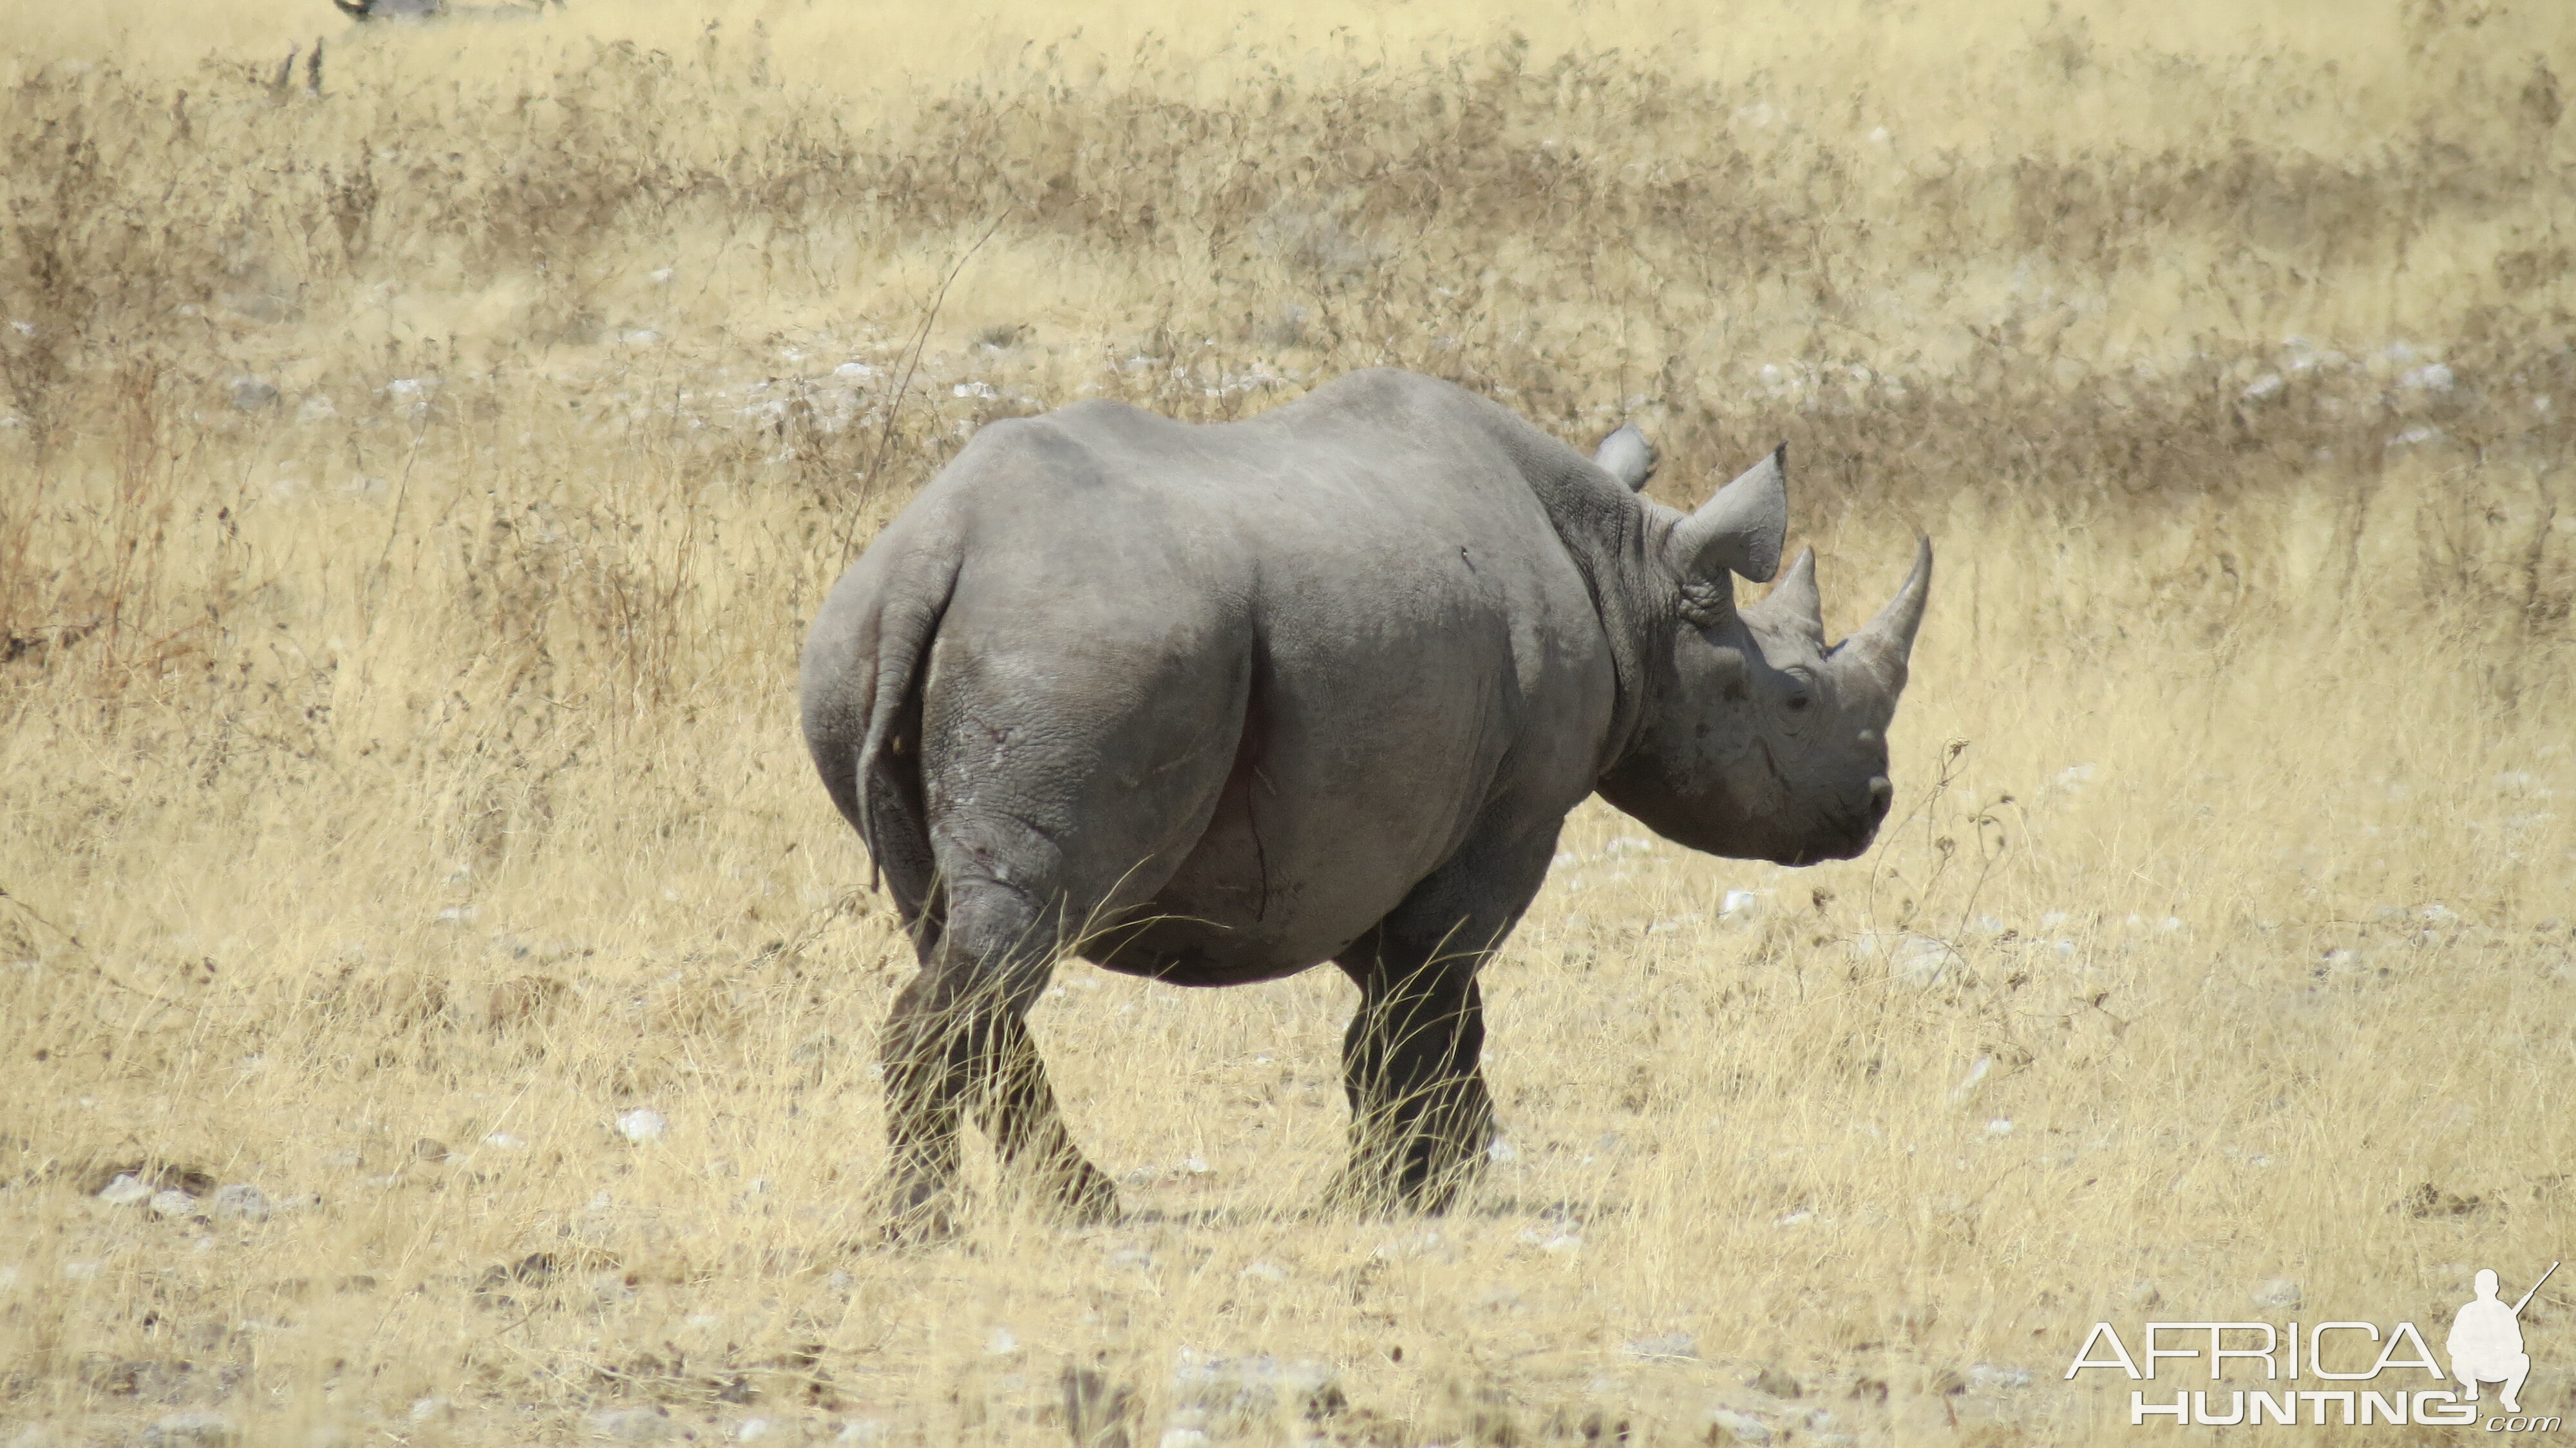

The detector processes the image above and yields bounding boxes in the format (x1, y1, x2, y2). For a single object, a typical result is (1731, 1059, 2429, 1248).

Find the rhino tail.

(816, 542, 958, 907)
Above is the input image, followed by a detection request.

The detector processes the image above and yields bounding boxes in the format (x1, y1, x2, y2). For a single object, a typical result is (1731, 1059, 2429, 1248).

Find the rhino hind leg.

(968, 1004, 1119, 1223)
(876, 879, 1116, 1239)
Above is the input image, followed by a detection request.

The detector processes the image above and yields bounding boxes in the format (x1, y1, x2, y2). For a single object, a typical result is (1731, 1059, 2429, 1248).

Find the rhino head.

(1596, 442, 1932, 865)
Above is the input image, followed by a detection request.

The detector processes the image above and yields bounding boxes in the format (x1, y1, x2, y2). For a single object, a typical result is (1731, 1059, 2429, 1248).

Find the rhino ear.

(1593, 423, 1656, 491)
(1670, 445, 1788, 584)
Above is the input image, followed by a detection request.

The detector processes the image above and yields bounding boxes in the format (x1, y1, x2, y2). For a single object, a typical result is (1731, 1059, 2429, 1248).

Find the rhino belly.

(1084, 826, 1405, 986)
(1082, 729, 1489, 984)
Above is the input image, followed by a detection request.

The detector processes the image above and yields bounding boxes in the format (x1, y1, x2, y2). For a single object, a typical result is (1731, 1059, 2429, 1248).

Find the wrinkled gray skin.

(799, 368, 1930, 1234)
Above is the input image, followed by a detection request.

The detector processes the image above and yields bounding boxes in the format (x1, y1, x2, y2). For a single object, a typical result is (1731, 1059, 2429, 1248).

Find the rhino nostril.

(1867, 776, 1893, 818)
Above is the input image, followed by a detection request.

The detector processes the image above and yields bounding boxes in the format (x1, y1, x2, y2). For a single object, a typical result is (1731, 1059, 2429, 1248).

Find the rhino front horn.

(1846, 536, 1933, 683)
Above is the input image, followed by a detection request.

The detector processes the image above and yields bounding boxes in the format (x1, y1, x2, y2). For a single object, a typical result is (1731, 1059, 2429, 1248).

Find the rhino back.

(829, 370, 1623, 981)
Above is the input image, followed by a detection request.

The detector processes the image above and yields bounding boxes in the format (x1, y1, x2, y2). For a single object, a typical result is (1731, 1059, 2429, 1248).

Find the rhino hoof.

(874, 1179, 961, 1248)
(1059, 1165, 1121, 1226)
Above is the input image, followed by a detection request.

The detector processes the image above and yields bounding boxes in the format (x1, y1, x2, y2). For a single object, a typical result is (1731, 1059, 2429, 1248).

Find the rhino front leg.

(877, 880, 1117, 1239)
(1334, 960, 1495, 1212)
(1332, 824, 1557, 1213)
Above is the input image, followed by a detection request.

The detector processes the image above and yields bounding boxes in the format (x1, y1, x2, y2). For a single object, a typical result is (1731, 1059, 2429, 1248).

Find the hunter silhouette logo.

(2067, 1261, 2561, 1429)
(2454, 1262, 2555, 1415)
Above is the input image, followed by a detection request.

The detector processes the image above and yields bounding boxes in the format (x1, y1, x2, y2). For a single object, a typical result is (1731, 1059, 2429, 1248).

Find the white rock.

(1984, 1118, 2014, 1138)
(1486, 1137, 1519, 1163)
(2253, 1279, 2302, 1309)
(1891, 936, 1956, 987)
(833, 1421, 889, 1445)
(2400, 363, 2456, 391)
(1721, 889, 1761, 919)
(97, 1174, 153, 1206)
(1949, 1055, 1993, 1102)
(1705, 1407, 1772, 1443)
(985, 1327, 1018, 1355)
(140, 1413, 235, 1447)
(1178, 1156, 1210, 1175)
(296, 395, 339, 424)
(1238, 1260, 1290, 1282)
(407, 1397, 449, 1423)
(585, 1407, 678, 1442)
(1624, 1331, 1698, 1359)
(483, 1133, 526, 1149)
(616, 1108, 668, 1143)
(734, 1420, 770, 1442)
(149, 1189, 200, 1218)
(227, 376, 281, 410)
(1168, 1348, 1341, 1436)
(2240, 373, 2284, 402)
(1967, 1363, 2033, 1391)
(209, 1185, 270, 1223)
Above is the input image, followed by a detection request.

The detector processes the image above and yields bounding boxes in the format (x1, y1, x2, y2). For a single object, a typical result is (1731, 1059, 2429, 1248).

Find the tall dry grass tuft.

(2, 1, 2572, 1443)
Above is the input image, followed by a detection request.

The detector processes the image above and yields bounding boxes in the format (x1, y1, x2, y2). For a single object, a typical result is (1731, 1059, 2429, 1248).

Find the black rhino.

(800, 368, 1929, 1232)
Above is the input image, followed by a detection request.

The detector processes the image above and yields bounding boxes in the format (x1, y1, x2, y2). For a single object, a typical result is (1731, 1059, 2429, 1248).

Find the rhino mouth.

(1748, 737, 1884, 864)
(1783, 829, 1875, 866)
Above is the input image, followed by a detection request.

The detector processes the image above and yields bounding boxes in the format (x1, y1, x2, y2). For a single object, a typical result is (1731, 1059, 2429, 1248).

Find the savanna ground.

(3, 1, 2574, 1443)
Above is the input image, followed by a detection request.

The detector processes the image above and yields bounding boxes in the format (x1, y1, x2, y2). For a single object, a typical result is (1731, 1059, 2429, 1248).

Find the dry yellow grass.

(3, 1, 2573, 1443)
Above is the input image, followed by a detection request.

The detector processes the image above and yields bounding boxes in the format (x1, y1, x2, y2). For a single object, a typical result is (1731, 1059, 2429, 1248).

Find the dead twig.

(835, 206, 1013, 563)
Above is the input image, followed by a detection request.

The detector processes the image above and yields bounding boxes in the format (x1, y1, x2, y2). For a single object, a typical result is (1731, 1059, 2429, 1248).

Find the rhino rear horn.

(1745, 546, 1824, 645)
(1593, 423, 1656, 491)
(333, 0, 374, 20)
(1670, 445, 1788, 584)
(1842, 536, 1933, 684)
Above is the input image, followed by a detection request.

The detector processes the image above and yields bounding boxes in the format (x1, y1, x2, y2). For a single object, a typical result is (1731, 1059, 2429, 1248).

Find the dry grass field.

(4, 0, 2575, 1443)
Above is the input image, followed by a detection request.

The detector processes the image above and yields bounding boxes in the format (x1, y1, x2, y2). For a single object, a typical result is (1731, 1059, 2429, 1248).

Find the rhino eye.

(1784, 692, 1812, 712)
